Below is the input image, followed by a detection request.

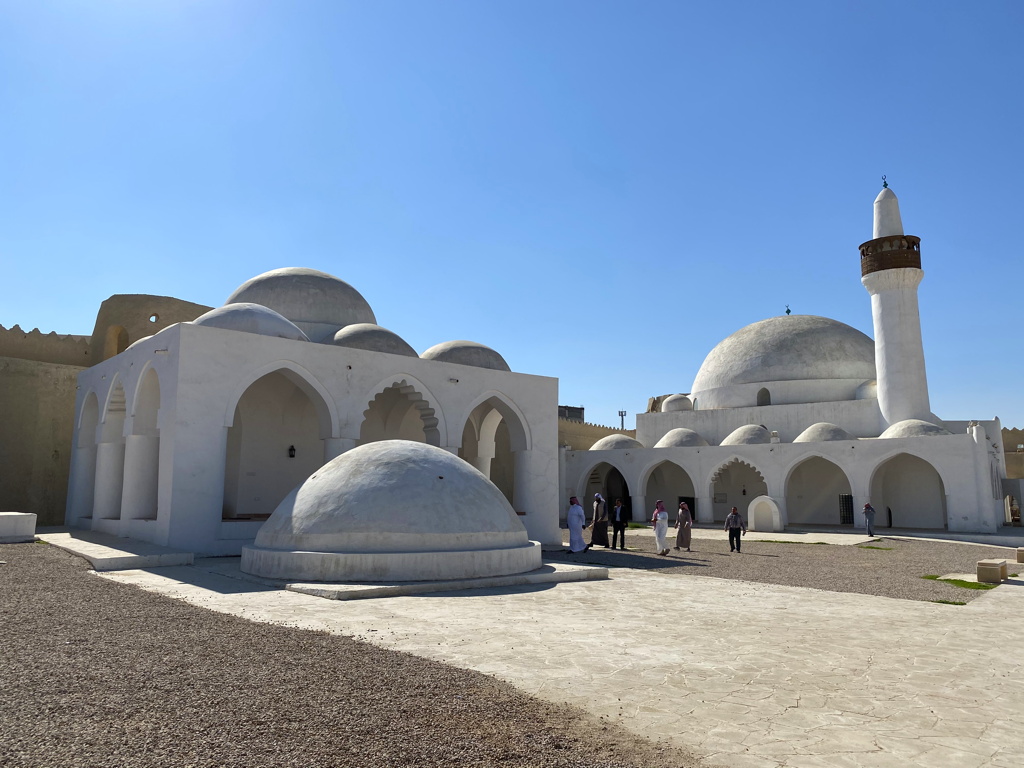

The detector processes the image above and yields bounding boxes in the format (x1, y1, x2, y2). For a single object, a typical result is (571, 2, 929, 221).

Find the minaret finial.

(785, 305, 791, 316)
(882, 174, 888, 189)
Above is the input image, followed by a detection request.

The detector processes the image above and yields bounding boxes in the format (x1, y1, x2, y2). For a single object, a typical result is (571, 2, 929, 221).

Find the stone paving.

(98, 541, 1024, 768)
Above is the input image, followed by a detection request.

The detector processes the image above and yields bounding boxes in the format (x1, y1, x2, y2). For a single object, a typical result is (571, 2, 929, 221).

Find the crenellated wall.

(0, 324, 91, 367)
(558, 418, 635, 451)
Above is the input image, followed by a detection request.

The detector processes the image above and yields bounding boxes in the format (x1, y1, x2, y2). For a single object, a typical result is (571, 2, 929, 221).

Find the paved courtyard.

(95, 530, 1024, 768)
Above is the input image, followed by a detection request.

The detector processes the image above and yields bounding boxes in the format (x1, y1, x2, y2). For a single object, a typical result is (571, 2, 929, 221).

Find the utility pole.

(618, 410, 626, 430)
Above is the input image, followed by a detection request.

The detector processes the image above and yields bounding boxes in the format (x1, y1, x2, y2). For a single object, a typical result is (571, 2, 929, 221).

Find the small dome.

(654, 428, 709, 448)
(879, 419, 952, 439)
(331, 323, 416, 357)
(226, 268, 376, 342)
(794, 423, 857, 443)
(191, 303, 309, 341)
(125, 334, 153, 351)
(691, 316, 876, 409)
(721, 424, 771, 446)
(661, 394, 693, 412)
(421, 340, 511, 371)
(241, 440, 541, 582)
(855, 380, 877, 400)
(589, 434, 644, 450)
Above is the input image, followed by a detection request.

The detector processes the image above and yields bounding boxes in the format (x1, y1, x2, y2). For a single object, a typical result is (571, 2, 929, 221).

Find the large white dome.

(226, 268, 376, 342)
(241, 440, 540, 582)
(691, 315, 876, 410)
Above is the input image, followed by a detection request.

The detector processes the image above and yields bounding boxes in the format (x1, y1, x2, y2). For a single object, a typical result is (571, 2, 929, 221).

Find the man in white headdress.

(565, 496, 588, 553)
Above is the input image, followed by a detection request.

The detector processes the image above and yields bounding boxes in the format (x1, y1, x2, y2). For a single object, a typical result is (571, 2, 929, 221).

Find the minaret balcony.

(858, 234, 921, 276)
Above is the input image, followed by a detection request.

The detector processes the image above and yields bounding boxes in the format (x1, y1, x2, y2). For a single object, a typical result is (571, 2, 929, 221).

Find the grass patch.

(921, 575, 997, 590)
(931, 599, 967, 606)
(626, 522, 648, 529)
(756, 540, 831, 545)
(858, 545, 893, 550)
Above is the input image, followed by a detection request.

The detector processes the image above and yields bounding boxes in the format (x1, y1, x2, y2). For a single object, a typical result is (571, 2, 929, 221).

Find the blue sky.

(2, 1, 1022, 428)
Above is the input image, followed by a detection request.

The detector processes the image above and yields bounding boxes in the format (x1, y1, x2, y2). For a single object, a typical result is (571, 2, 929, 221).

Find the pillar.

(120, 434, 160, 522)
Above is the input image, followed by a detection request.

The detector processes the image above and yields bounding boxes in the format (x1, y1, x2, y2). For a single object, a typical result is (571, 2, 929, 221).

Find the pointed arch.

(783, 454, 852, 526)
(77, 390, 101, 443)
(130, 364, 161, 436)
(457, 390, 531, 452)
(708, 456, 767, 522)
(640, 459, 697, 523)
(224, 360, 338, 439)
(868, 451, 947, 530)
(359, 373, 447, 447)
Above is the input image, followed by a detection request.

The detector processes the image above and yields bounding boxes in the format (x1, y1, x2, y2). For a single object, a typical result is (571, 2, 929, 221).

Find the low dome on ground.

(331, 323, 417, 357)
(879, 419, 952, 439)
(240, 440, 540, 582)
(661, 394, 693, 412)
(226, 268, 376, 342)
(420, 340, 511, 371)
(589, 434, 644, 450)
(721, 424, 771, 446)
(654, 428, 709, 448)
(794, 423, 857, 443)
(191, 303, 309, 341)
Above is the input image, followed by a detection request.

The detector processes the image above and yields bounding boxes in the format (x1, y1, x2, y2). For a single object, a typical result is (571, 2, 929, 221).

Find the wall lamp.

(288, 445, 296, 459)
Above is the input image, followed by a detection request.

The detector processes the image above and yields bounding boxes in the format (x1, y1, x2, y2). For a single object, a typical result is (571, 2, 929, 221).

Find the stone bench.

(977, 558, 1008, 584)
(0, 512, 37, 544)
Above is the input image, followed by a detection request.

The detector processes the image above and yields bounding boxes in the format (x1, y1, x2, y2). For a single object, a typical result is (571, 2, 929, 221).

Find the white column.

(512, 449, 561, 547)
(66, 446, 98, 526)
(120, 434, 160, 523)
(92, 442, 126, 524)
(164, 424, 228, 551)
(696, 493, 714, 524)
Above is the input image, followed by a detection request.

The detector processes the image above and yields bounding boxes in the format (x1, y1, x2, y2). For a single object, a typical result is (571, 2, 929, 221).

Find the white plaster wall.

(693, 378, 869, 410)
(785, 456, 851, 525)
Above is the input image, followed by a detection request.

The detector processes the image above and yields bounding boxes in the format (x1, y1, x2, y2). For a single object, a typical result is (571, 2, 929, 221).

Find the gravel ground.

(0, 542, 709, 768)
(553, 527, 1017, 604)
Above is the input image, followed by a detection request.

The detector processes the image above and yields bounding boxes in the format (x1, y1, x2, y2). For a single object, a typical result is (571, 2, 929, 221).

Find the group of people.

(566, 496, 749, 555)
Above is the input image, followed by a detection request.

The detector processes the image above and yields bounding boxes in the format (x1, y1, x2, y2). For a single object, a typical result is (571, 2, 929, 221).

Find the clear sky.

(2, 1, 1022, 429)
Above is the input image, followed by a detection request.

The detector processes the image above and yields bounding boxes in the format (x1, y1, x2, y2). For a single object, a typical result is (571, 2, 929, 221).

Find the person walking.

(565, 497, 588, 553)
(674, 501, 693, 552)
(652, 500, 669, 556)
(862, 502, 877, 537)
(611, 497, 628, 549)
(590, 493, 610, 548)
(724, 506, 746, 553)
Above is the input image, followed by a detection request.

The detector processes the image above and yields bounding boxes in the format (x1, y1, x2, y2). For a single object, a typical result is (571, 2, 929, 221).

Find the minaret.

(860, 182, 932, 427)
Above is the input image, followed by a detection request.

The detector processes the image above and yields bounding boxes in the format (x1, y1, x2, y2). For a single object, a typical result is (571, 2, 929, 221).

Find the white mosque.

(62, 184, 1009, 571)
(563, 185, 1008, 533)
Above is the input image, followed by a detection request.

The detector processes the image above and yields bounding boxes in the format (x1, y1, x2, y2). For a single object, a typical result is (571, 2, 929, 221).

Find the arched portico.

(708, 458, 767, 522)
(784, 455, 852, 526)
(121, 367, 161, 524)
(578, 461, 633, 521)
(67, 391, 100, 526)
(869, 452, 947, 529)
(641, 460, 697, 523)
(92, 378, 128, 528)
(457, 393, 531, 506)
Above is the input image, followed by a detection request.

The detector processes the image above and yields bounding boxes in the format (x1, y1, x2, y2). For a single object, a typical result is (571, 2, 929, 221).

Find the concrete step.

(36, 528, 194, 571)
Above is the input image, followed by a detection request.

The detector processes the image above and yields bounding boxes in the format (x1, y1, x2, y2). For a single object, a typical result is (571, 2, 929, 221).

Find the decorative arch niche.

(709, 459, 767, 522)
(359, 380, 440, 447)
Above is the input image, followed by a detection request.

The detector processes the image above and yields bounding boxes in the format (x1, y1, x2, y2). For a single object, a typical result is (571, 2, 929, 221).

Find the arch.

(868, 452, 947, 530)
(223, 369, 330, 520)
(757, 387, 771, 406)
(640, 459, 697, 523)
(576, 459, 632, 518)
(77, 391, 100, 446)
(783, 455, 852, 526)
(708, 457, 767, 522)
(359, 374, 446, 447)
(224, 360, 338, 439)
(122, 366, 162, 522)
(131, 365, 161, 435)
(103, 324, 129, 360)
(458, 390, 531, 452)
(100, 377, 128, 443)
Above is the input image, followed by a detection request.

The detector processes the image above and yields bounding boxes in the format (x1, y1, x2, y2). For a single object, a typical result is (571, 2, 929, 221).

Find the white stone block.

(0, 512, 37, 543)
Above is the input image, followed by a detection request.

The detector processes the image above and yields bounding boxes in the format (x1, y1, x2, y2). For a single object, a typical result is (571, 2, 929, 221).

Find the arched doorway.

(68, 392, 100, 525)
(122, 368, 161, 522)
(785, 456, 852, 526)
(582, 462, 630, 521)
(757, 388, 771, 406)
(643, 461, 696, 523)
(458, 397, 526, 506)
(870, 453, 947, 529)
(359, 380, 440, 446)
(223, 371, 329, 520)
(710, 459, 767, 522)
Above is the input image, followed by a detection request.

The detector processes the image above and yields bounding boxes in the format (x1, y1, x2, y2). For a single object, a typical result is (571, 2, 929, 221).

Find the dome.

(691, 315, 876, 409)
(331, 323, 416, 357)
(793, 423, 857, 443)
(240, 440, 541, 582)
(879, 419, 952, 439)
(721, 424, 771, 446)
(226, 268, 376, 342)
(420, 340, 511, 371)
(191, 303, 309, 341)
(589, 434, 644, 450)
(654, 428, 709, 448)
(661, 394, 693, 412)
